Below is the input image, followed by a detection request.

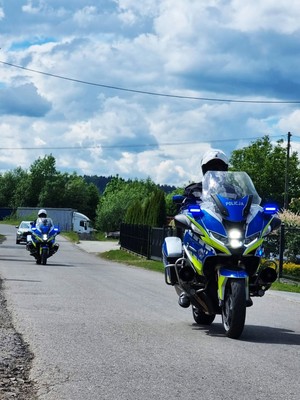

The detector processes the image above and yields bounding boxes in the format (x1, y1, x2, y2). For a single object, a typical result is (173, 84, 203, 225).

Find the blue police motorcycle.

(27, 218, 60, 265)
(162, 171, 281, 339)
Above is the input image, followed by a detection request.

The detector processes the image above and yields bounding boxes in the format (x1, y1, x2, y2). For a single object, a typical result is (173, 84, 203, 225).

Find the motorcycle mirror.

(173, 194, 185, 204)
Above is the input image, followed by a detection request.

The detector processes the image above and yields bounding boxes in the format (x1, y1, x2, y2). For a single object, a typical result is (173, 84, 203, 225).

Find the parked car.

(16, 221, 33, 244)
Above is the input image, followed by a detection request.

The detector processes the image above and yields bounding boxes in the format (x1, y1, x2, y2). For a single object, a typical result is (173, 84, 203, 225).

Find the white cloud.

(0, 0, 299, 186)
(73, 6, 98, 27)
(226, 0, 300, 34)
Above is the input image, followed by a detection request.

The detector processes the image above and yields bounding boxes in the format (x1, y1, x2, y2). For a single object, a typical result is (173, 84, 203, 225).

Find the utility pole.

(284, 132, 292, 210)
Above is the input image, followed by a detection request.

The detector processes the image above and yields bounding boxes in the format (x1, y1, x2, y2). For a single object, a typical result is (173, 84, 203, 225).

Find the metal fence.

(120, 223, 176, 260)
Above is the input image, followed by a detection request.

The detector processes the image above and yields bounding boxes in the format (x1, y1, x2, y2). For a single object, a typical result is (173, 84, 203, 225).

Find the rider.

(177, 149, 229, 308)
(27, 209, 48, 253)
(183, 149, 229, 203)
(36, 208, 47, 225)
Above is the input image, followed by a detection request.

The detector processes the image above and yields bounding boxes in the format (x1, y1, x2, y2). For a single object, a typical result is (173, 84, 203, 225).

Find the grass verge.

(101, 249, 164, 273)
(271, 280, 300, 293)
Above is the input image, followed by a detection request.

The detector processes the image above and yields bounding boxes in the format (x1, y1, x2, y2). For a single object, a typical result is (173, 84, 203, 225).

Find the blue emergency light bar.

(263, 204, 278, 214)
(188, 204, 204, 217)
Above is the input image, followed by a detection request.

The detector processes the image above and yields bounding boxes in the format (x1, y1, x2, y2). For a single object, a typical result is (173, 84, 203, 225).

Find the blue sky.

(1, 0, 300, 186)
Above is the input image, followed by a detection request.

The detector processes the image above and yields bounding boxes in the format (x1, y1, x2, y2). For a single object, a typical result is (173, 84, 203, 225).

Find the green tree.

(85, 183, 101, 221)
(0, 167, 28, 207)
(230, 136, 300, 207)
(38, 173, 69, 208)
(124, 200, 144, 224)
(27, 154, 58, 206)
(143, 190, 166, 227)
(95, 177, 157, 232)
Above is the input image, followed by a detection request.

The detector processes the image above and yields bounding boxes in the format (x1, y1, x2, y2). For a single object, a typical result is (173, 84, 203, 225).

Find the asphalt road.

(0, 224, 299, 400)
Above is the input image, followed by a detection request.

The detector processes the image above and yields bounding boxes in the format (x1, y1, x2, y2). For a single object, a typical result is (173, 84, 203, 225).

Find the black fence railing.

(120, 223, 176, 260)
(120, 224, 151, 258)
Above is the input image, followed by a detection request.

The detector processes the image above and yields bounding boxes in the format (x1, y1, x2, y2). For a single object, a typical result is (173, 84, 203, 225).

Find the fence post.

(147, 226, 152, 260)
(278, 223, 285, 280)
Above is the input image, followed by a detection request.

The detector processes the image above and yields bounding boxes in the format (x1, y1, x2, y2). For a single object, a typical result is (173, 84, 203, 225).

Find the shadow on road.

(192, 322, 300, 345)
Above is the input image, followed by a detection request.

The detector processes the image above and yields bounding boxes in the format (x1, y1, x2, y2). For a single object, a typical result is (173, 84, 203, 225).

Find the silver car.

(16, 221, 33, 244)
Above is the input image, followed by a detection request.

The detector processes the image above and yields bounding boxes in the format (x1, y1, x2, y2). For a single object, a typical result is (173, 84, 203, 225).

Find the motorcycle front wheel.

(41, 248, 48, 265)
(192, 306, 215, 325)
(222, 278, 246, 339)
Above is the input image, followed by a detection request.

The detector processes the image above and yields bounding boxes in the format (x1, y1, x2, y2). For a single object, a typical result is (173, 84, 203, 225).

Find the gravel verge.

(0, 278, 37, 399)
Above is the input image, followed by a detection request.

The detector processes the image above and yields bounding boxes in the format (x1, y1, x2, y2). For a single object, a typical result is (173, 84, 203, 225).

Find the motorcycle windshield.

(201, 171, 261, 205)
(36, 218, 54, 231)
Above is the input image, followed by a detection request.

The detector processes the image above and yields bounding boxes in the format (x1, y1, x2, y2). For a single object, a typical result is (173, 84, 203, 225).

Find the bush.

(282, 262, 300, 279)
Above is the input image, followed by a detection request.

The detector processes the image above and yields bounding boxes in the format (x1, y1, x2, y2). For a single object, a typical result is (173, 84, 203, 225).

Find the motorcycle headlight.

(228, 229, 244, 249)
(228, 229, 242, 239)
(42, 234, 48, 240)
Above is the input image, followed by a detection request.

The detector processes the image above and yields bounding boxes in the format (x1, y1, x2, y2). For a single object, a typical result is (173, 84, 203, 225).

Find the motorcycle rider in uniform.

(27, 209, 48, 253)
(177, 149, 229, 308)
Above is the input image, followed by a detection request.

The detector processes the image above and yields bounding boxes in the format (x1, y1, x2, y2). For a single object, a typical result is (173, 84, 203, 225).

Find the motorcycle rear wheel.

(192, 306, 215, 325)
(222, 278, 246, 339)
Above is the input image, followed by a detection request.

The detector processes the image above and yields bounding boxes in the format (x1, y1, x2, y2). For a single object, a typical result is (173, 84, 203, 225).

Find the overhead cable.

(1, 60, 300, 104)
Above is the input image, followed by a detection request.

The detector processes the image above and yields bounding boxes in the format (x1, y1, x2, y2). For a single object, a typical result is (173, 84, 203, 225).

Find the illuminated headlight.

(228, 229, 242, 239)
(42, 234, 48, 240)
(229, 239, 243, 249)
(228, 229, 244, 248)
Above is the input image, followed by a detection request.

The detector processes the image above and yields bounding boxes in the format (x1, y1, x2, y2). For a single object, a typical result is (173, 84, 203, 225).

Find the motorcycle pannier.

(162, 237, 182, 285)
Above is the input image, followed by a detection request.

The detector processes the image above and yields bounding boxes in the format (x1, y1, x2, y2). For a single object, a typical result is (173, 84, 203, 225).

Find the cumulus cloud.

(0, 83, 51, 116)
(0, 0, 298, 186)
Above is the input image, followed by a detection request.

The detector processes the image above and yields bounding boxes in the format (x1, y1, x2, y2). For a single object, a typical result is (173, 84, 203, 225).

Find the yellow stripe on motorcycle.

(243, 238, 264, 255)
(218, 274, 227, 300)
(190, 254, 203, 275)
(187, 216, 231, 255)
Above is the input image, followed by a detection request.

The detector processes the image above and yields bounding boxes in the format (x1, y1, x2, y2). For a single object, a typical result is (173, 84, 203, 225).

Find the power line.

(1, 60, 300, 104)
(0, 134, 286, 151)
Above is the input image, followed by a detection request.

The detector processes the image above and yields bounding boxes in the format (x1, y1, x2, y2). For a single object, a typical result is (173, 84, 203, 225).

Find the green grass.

(271, 280, 300, 293)
(61, 231, 80, 243)
(100, 249, 164, 273)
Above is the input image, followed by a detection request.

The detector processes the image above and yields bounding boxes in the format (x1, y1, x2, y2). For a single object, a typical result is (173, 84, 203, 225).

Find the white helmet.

(38, 209, 47, 218)
(201, 149, 229, 175)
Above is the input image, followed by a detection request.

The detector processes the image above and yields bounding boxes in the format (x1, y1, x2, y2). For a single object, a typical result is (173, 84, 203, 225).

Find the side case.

(162, 237, 182, 285)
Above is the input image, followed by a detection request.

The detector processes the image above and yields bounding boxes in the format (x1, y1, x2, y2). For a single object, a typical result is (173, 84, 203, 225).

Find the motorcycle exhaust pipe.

(178, 266, 195, 282)
(259, 266, 277, 284)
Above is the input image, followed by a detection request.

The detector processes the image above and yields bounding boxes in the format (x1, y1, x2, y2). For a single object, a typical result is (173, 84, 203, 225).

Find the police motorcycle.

(26, 217, 60, 265)
(162, 171, 281, 339)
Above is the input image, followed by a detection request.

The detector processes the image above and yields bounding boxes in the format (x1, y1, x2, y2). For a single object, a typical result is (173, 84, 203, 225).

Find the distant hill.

(83, 175, 177, 194)
(83, 175, 113, 193)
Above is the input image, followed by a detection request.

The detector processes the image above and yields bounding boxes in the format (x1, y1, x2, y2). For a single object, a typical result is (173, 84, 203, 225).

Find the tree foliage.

(95, 177, 166, 231)
(230, 136, 300, 208)
(0, 155, 100, 220)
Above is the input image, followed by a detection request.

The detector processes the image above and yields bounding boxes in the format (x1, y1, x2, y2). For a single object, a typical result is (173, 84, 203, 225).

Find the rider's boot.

(178, 293, 190, 308)
(26, 241, 35, 254)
